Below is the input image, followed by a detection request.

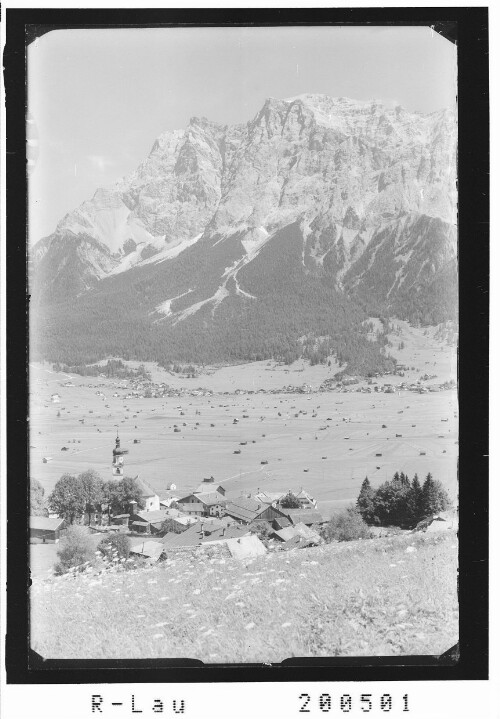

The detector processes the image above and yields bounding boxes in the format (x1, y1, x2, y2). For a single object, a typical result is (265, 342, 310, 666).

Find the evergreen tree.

(372, 471, 412, 526)
(406, 474, 422, 524)
(420, 473, 451, 518)
(356, 477, 376, 524)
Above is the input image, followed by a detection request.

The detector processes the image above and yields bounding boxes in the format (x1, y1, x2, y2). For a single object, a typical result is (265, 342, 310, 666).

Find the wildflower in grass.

(281, 622, 292, 628)
(153, 633, 164, 639)
(245, 622, 256, 631)
(192, 589, 201, 595)
(235, 602, 245, 608)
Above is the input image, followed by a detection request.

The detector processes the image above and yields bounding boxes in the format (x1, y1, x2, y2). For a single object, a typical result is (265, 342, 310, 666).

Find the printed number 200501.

(299, 693, 410, 713)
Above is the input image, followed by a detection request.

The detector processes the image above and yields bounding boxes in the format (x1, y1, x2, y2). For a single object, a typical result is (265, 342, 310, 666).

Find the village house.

(162, 519, 249, 550)
(223, 496, 288, 525)
(30, 516, 66, 544)
(177, 501, 205, 517)
(172, 515, 199, 531)
(282, 507, 325, 526)
(254, 490, 285, 507)
(271, 522, 322, 546)
(193, 476, 226, 496)
(422, 509, 458, 533)
(177, 476, 227, 517)
(212, 534, 267, 560)
(128, 508, 172, 534)
(293, 489, 318, 509)
(130, 477, 161, 512)
(129, 540, 164, 563)
(271, 516, 292, 531)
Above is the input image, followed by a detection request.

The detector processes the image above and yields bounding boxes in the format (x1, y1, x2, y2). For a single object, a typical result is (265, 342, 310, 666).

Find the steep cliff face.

(31, 94, 457, 366)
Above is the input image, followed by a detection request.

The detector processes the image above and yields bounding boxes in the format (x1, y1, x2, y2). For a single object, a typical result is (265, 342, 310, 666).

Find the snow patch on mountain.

(139, 233, 203, 267)
(155, 289, 194, 319)
(169, 228, 268, 324)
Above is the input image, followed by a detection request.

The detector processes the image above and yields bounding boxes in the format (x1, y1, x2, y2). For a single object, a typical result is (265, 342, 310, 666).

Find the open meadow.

(30, 530, 458, 661)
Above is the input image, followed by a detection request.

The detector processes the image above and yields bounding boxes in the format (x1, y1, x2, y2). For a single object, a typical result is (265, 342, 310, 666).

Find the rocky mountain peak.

(32, 94, 457, 361)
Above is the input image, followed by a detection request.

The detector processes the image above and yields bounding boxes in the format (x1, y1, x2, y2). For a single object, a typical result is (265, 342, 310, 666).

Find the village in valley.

(28, 320, 459, 660)
(30, 423, 455, 568)
(31, 455, 330, 565)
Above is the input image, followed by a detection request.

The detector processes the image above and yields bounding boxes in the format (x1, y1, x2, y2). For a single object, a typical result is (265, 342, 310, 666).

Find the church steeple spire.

(112, 430, 128, 477)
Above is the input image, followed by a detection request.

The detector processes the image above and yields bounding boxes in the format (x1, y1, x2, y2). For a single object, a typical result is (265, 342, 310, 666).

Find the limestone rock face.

(32, 94, 457, 342)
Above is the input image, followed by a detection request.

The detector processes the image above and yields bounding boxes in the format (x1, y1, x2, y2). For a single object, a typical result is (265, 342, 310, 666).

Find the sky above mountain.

(28, 25, 456, 243)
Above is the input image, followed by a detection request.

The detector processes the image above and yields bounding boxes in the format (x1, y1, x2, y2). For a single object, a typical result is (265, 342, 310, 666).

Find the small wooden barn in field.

(30, 516, 66, 543)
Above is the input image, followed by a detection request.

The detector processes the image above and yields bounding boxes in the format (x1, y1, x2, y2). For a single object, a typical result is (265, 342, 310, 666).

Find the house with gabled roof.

(178, 501, 205, 517)
(177, 486, 226, 518)
(129, 540, 164, 563)
(194, 475, 226, 496)
(294, 489, 318, 509)
(162, 520, 249, 550)
(223, 496, 288, 525)
(128, 509, 172, 534)
(283, 508, 325, 526)
(254, 490, 286, 506)
(272, 522, 321, 545)
(210, 534, 267, 560)
(135, 477, 160, 512)
(30, 516, 66, 543)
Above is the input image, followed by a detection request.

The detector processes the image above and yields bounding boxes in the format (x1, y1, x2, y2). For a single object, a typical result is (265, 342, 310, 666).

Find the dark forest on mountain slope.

(31, 224, 402, 375)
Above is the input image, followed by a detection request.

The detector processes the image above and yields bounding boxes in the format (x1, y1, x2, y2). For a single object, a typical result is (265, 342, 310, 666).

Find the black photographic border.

(5, 6, 489, 684)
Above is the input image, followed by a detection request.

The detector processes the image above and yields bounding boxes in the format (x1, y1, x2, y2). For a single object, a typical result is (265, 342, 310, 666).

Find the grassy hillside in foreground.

(30, 531, 458, 662)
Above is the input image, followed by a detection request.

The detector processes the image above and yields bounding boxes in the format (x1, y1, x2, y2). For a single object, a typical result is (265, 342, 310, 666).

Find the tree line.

(38, 471, 146, 525)
(356, 472, 451, 529)
(52, 359, 151, 380)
